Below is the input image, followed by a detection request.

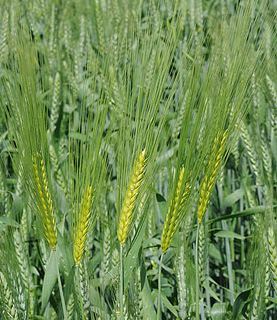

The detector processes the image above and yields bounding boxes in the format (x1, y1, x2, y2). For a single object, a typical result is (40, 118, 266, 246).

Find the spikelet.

(50, 72, 61, 132)
(240, 122, 262, 185)
(74, 18, 85, 80)
(95, 0, 105, 56)
(67, 294, 75, 320)
(250, 285, 260, 320)
(13, 230, 31, 290)
(0, 271, 19, 319)
(150, 0, 160, 34)
(133, 268, 143, 320)
(144, 49, 156, 92)
(264, 23, 271, 62)
(260, 130, 271, 185)
(265, 75, 277, 136)
(14, 270, 26, 316)
(251, 73, 260, 121)
(198, 222, 206, 283)
(112, 248, 120, 284)
(267, 227, 277, 292)
(10, 5, 16, 49)
(161, 167, 192, 253)
(117, 150, 146, 246)
(49, 4, 56, 70)
(266, 75, 277, 108)
(195, 0, 204, 32)
(101, 226, 111, 276)
(264, 254, 271, 303)
(173, 92, 188, 141)
(77, 262, 90, 317)
(0, 10, 9, 63)
(73, 185, 93, 266)
(15, 164, 24, 198)
(176, 237, 187, 319)
(49, 144, 68, 199)
(63, 60, 78, 99)
(197, 130, 227, 223)
(0, 162, 5, 204)
(63, 21, 72, 56)
(32, 153, 57, 250)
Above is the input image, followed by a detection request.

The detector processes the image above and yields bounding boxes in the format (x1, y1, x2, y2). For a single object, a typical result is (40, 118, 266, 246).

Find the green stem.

(120, 244, 124, 320)
(195, 221, 200, 320)
(76, 266, 85, 320)
(55, 251, 68, 320)
(157, 252, 164, 320)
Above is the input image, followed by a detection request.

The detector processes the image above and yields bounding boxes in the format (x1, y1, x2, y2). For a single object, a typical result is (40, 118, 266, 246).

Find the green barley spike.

(50, 72, 61, 132)
(267, 227, 277, 292)
(32, 153, 57, 250)
(73, 185, 93, 266)
(197, 130, 227, 223)
(117, 150, 146, 246)
(161, 167, 192, 253)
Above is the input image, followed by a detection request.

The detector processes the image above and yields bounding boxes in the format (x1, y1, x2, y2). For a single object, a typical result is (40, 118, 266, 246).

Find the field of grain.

(0, 0, 276, 319)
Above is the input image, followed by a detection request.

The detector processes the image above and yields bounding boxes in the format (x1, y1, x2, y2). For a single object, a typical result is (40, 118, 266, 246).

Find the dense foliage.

(0, 0, 276, 319)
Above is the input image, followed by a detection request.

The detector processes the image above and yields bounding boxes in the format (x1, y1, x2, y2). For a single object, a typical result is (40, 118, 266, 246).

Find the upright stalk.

(120, 244, 124, 320)
(195, 221, 200, 320)
(157, 252, 164, 320)
(55, 251, 68, 320)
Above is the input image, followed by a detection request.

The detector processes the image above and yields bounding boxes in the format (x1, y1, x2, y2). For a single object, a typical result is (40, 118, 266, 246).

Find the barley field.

(0, 0, 276, 319)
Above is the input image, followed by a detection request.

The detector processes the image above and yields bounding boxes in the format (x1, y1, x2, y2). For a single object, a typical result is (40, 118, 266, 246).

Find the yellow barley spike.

(197, 130, 228, 223)
(161, 167, 191, 253)
(73, 185, 93, 266)
(32, 153, 57, 250)
(117, 150, 146, 246)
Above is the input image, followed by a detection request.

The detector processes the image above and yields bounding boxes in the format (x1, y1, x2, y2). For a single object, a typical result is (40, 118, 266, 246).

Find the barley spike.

(117, 150, 146, 246)
(32, 153, 57, 250)
(73, 185, 93, 266)
(197, 130, 227, 223)
(161, 167, 191, 253)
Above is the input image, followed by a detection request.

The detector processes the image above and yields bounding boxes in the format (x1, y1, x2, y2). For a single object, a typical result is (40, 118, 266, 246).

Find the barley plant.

(0, 0, 277, 319)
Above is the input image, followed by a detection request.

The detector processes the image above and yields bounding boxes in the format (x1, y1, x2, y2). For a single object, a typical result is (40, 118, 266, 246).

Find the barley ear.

(161, 167, 191, 253)
(267, 227, 277, 292)
(32, 153, 57, 250)
(197, 130, 227, 223)
(73, 185, 93, 266)
(117, 150, 146, 246)
(0, 272, 19, 319)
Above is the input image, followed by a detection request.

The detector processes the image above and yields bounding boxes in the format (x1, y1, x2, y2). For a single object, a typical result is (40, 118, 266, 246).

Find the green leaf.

(209, 243, 223, 264)
(0, 216, 19, 227)
(140, 261, 156, 319)
(57, 227, 73, 273)
(11, 193, 24, 215)
(267, 297, 277, 304)
(211, 302, 229, 320)
(206, 206, 270, 225)
(41, 250, 58, 312)
(157, 289, 179, 317)
(157, 145, 178, 163)
(232, 288, 252, 319)
(214, 230, 245, 240)
(155, 193, 166, 220)
(223, 189, 244, 208)
(203, 282, 221, 303)
(124, 211, 148, 288)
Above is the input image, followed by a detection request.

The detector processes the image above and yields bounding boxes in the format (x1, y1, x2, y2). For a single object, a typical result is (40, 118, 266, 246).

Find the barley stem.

(195, 221, 200, 320)
(157, 252, 164, 320)
(120, 244, 124, 320)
